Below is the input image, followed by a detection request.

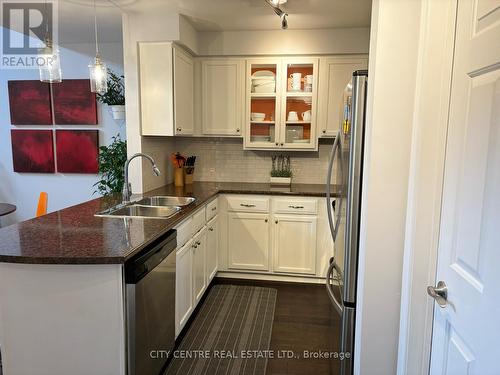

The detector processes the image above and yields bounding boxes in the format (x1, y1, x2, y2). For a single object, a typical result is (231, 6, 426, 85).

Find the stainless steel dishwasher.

(125, 229, 176, 375)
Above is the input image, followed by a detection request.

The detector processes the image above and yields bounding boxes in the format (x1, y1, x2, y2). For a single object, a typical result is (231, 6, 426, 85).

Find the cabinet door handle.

(211, 207, 217, 211)
(177, 127, 182, 132)
(265, 219, 268, 223)
(322, 129, 326, 134)
(240, 203, 256, 207)
(196, 240, 201, 246)
(193, 244, 198, 249)
(236, 128, 240, 133)
(208, 227, 214, 231)
(275, 220, 278, 224)
(280, 143, 284, 146)
(275, 142, 279, 146)
(288, 205, 304, 209)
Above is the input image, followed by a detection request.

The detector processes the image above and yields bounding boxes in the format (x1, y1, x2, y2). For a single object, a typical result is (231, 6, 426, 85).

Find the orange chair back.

(36, 192, 48, 217)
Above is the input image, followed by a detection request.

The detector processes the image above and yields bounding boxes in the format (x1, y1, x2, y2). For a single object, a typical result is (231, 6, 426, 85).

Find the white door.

(175, 239, 193, 337)
(173, 46, 194, 135)
(192, 228, 207, 305)
(273, 214, 317, 275)
(201, 59, 244, 136)
(206, 216, 218, 282)
(227, 212, 270, 271)
(429, 1, 500, 374)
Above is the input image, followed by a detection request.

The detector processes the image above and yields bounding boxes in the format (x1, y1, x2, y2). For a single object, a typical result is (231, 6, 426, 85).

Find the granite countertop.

(0, 182, 340, 265)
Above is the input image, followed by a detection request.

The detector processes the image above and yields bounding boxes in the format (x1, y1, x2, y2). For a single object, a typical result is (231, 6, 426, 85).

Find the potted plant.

(270, 155, 293, 185)
(97, 69, 126, 120)
(93, 135, 127, 196)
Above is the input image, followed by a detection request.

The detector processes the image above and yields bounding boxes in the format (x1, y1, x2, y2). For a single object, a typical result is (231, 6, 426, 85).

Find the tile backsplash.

(173, 137, 335, 184)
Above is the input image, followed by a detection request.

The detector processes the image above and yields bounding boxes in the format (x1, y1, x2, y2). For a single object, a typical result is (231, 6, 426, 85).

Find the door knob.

(427, 281, 448, 308)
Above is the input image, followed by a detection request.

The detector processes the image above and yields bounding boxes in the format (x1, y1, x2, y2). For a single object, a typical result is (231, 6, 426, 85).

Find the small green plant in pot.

(270, 155, 293, 185)
(94, 135, 127, 196)
(96, 69, 126, 120)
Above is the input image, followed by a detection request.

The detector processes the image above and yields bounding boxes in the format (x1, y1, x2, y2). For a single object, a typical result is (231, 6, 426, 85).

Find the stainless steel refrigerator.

(325, 70, 368, 375)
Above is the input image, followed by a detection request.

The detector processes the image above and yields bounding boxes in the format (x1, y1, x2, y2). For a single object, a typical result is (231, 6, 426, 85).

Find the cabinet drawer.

(192, 207, 206, 234)
(206, 198, 218, 221)
(226, 196, 270, 213)
(175, 217, 193, 248)
(273, 198, 318, 215)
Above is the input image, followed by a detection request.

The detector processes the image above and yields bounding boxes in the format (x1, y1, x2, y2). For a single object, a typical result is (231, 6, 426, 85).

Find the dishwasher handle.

(125, 229, 177, 284)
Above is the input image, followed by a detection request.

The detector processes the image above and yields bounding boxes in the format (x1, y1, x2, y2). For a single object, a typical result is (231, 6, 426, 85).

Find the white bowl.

(253, 82, 276, 93)
(252, 70, 275, 78)
(252, 77, 275, 84)
(251, 112, 266, 121)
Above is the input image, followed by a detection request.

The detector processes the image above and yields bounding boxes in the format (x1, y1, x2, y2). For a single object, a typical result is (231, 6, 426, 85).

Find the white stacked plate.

(252, 70, 276, 93)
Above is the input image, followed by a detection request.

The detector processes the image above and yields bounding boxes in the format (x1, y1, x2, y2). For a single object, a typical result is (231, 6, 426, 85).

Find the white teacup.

(288, 111, 299, 121)
(302, 110, 311, 122)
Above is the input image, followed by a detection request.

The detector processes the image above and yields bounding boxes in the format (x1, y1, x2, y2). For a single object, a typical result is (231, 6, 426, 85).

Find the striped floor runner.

(165, 284, 277, 375)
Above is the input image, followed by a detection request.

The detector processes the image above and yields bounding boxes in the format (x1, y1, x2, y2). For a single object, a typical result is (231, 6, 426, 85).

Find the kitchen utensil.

(302, 110, 312, 122)
(251, 112, 266, 121)
(305, 75, 313, 84)
(287, 111, 299, 121)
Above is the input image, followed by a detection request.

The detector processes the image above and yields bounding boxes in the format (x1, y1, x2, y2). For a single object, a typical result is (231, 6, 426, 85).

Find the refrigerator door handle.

(326, 258, 344, 316)
(326, 131, 343, 242)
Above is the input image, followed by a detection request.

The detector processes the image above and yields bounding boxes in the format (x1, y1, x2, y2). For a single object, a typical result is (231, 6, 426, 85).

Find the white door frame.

(396, 0, 458, 374)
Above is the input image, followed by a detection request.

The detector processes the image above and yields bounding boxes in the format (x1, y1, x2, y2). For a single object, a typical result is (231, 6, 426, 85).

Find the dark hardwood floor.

(214, 278, 342, 375)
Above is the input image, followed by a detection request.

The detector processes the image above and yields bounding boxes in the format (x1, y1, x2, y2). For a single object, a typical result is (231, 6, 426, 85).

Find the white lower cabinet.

(273, 214, 317, 275)
(192, 227, 207, 305)
(227, 212, 270, 271)
(206, 216, 218, 282)
(175, 239, 194, 337)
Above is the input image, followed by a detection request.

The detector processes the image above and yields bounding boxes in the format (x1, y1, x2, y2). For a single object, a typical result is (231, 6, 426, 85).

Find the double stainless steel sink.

(95, 196, 196, 219)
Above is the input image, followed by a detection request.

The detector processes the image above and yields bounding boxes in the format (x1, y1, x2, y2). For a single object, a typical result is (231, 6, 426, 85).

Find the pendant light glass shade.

(89, 54, 107, 94)
(39, 38, 62, 83)
(89, 0, 107, 94)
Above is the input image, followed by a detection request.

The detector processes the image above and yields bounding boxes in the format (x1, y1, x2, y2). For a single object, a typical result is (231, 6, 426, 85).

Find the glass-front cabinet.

(245, 58, 318, 150)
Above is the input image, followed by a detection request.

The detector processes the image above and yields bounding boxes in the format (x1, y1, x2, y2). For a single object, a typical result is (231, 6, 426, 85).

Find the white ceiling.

(58, 0, 372, 44)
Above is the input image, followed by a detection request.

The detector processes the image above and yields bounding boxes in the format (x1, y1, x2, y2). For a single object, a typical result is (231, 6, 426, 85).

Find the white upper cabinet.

(139, 42, 194, 136)
(317, 56, 368, 137)
(173, 45, 194, 135)
(201, 59, 244, 136)
(244, 57, 319, 151)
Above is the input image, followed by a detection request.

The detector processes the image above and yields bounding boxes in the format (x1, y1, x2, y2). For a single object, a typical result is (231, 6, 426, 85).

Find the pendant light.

(89, 0, 107, 94)
(39, 0, 62, 83)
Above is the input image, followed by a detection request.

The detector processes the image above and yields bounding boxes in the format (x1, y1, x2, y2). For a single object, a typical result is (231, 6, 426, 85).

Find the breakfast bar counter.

(0, 182, 340, 265)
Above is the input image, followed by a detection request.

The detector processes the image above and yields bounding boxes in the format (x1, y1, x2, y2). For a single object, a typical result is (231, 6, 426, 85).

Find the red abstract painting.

(52, 79, 98, 125)
(11, 130, 55, 173)
(8, 81, 52, 125)
(56, 130, 99, 173)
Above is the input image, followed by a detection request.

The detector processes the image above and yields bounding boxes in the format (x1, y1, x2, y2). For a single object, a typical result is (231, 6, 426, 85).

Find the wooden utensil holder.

(174, 168, 184, 187)
(184, 167, 195, 185)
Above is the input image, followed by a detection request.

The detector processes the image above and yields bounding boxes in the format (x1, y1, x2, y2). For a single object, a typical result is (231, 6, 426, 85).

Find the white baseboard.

(216, 271, 326, 284)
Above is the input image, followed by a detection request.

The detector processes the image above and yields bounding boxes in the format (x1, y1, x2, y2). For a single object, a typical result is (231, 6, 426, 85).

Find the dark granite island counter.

(0, 182, 338, 375)
(0, 182, 339, 265)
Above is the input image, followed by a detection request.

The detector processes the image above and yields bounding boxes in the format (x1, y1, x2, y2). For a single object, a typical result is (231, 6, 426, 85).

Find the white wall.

(0, 32, 124, 225)
(122, 11, 180, 193)
(197, 27, 370, 56)
(354, 1, 423, 374)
